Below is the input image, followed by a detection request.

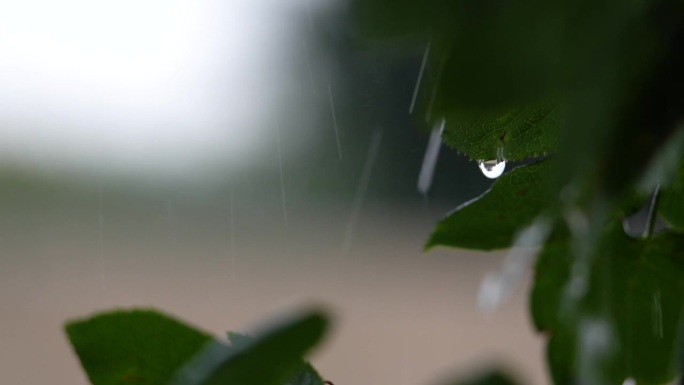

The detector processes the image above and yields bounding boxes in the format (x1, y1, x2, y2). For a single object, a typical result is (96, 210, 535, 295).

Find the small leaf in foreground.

(65, 309, 213, 385)
(225, 330, 327, 385)
(439, 369, 524, 385)
(203, 310, 329, 385)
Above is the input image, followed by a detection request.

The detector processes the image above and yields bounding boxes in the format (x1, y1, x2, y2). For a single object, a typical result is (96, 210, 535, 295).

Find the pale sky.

(0, 0, 328, 180)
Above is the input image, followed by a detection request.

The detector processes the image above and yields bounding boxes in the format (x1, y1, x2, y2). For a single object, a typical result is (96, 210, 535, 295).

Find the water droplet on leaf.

(478, 160, 506, 179)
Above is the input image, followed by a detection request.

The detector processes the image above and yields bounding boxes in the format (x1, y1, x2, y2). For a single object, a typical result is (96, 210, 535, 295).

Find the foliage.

(353, 0, 684, 384)
(439, 369, 523, 385)
(64, 1, 684, 384)
(427, 161, 553, 250)
(65, 309, 329, 385)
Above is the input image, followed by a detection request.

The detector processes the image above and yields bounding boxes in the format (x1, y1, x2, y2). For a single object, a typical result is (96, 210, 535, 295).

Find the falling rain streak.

(477, 216, 552, 312)
(409, 39, 431, 114)
(578, 317, 614, 385)
(328, 84, 343, 160)
(97, 182, 106, 290)
(276, 124, 288, 226)
(417, 118, 445, 195)
(303, 41, 316, 95)
(229, 186, 236, 281)
(165, 201, 179, 247)
(168, 340, 233, 385)
(343, 130, 383, 254)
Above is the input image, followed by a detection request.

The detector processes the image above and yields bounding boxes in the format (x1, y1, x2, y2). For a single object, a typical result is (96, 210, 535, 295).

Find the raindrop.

(168, 339, 233, 385)
(417, 118, 445, 195)
(229, 186, 236, 282)
(409, 38, 431, 114)
(477, 216, 552, 312)
(276, 123, 288, 226)
(478, 147, 506, 179)
(342, 130, 383, 254)
(578, 317, 615, 385)
(327, 84, 343, 160)
(478, 159, 506, 179)
(97, 181, 107, 290)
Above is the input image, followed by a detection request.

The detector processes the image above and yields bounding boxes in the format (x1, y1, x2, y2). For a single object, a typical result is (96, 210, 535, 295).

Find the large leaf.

(202, 311, 329, 385)
(659, 154, 684, 232)
(66, 309, 330, 385)
(65, 309, 213, 385)
(225, 332, 327, 385)
(531, 223, 684, 385)
(442, 104, 559, 162)
(427, 161, 552, 250)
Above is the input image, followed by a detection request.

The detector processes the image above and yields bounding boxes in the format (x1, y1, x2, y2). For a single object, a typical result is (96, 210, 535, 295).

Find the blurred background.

(0, 1, 546, 384)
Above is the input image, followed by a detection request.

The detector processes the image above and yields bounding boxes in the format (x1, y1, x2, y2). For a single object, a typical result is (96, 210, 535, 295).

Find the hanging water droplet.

(478, 159, 506, 179)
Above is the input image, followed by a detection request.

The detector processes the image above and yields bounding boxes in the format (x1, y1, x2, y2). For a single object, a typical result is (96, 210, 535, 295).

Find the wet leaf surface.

(659, 154, 684, 232)
(427, 161, 552, 250)
(531, 223, 684, 385)
(442, 104, 559, 162)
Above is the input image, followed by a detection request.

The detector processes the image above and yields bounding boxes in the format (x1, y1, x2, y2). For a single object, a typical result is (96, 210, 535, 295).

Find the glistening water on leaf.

(478, 160, 506, 180)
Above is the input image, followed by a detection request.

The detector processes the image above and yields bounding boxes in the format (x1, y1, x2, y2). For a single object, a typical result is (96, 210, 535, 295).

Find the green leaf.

(531, 223, 684, 385)
(225, 331, 327, 385)
(442, 104, 559, 162)
(440, 369, 523, 385)
(227, 332, 253, 350)
(427, 161, 553, 250)
(284, 364, 326, 385)
(203, 311, 329, 385)
(65, 309, 213, 385)
(659, 154, 684, 232)
(66, 309, 330, 385)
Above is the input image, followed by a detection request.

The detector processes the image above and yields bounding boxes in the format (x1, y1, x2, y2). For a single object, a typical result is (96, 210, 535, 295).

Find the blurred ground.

(0, 190, 546, 385)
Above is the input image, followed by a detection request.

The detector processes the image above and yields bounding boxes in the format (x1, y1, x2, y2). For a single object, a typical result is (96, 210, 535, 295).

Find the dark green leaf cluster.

(353, 0, 684, 384)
